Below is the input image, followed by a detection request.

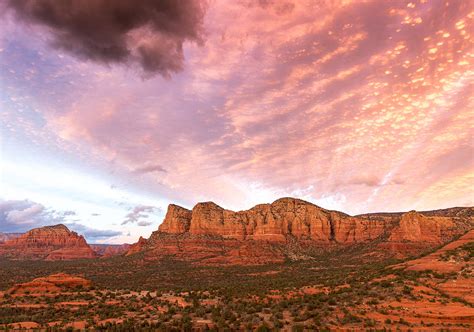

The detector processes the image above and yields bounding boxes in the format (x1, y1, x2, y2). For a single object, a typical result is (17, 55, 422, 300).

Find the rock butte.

(0, 224, 97, 260)
(128, 197, 474, 265)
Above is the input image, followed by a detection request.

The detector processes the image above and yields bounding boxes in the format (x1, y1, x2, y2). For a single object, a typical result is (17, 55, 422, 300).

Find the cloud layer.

(122, 205, 159, 226)
(0, 200, 122, 242)
(1, 0, 472, 237)
(0, 200, 55, 232)
(5, 0, 206, 77)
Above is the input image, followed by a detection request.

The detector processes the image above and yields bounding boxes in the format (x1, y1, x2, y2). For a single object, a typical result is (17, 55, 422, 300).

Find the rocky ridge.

(130, 198, 473, 264)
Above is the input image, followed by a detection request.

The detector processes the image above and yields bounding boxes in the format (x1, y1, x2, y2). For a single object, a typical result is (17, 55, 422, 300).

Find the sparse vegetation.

(0, 238, 472, 330)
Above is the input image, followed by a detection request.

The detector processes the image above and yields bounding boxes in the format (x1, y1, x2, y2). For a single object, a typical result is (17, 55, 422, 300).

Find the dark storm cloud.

(6, 0, 207, 77)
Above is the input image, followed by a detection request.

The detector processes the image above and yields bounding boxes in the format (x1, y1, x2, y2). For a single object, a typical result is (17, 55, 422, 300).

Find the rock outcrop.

(158, 204, 192, 234)
(7, 273, 92, 295)
(379, 210, 468, 257)
(0, 224, 97, 260)
(389, 211, 455, 243)
(126, 236, 148, 256)
(128, 198, 473, 264)
(155, 198, 392, 242)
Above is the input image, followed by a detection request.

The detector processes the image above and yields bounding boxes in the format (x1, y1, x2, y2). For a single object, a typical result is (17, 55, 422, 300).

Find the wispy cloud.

(64, 223, 122, 242)
(0, 200, 54, 231)
(0, 0, 472, 223)
(0, 199, 123, 242)
(122, 205, 160, 226)
(132, 164, 167, 175)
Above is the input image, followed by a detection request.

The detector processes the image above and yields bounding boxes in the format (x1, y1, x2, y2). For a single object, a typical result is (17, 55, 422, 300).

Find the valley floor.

(0, 231, 472, 331)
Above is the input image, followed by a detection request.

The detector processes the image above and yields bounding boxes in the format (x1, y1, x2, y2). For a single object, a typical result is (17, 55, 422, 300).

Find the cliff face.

(131, 198, 473, 264)
(380, 210, 467, 257)
(157, 198, 392, 243)
(389, 211, 455, 243)
(157, 204, 192, 234)
(0, 224, 97, 260)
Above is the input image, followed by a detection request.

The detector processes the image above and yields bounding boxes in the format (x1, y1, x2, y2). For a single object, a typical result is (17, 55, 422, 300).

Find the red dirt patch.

(394, 230, 474, 273)
(437, 278, 474, 304)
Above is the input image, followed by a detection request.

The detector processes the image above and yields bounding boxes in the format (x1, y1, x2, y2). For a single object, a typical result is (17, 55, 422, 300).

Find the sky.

(0, 0, 473, 244)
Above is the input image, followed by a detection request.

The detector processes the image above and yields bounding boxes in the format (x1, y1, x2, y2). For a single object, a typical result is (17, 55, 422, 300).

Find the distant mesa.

(0, 224, 97, 260)
(0, 225, 131, 260)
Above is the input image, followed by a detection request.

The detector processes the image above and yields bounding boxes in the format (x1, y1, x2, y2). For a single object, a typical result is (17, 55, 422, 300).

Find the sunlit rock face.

(133, 197, 474, 264)
(125, 236, 148, 256)
(157, 197, 470, 244)
(157, 204, 193, 234)
(0, 224, 97, 260)
(389, 211, 454, 243)
(158, 197, 389, 242)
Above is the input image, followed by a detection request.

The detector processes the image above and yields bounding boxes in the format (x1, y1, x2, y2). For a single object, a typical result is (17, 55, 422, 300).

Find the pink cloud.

(2, 0, 473, 214)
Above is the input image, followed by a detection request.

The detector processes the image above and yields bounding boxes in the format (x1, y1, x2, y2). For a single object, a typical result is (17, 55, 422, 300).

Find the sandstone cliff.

(388, 211, 454, 243)
(0, 224, 97, 260)
(155, 198, 392, 243)
(128, 198, 473, 264)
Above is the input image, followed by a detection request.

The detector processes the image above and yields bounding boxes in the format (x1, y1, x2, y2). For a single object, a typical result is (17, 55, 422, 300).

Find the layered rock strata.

(0, 224, 97, 260)
(128, 198, 473, 264)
